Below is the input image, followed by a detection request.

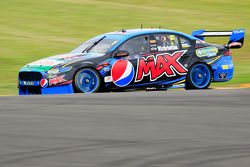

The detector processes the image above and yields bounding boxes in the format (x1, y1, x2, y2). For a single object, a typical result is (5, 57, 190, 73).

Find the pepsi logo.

(111, 60, 134, 87)
(40, 78, 48, 88)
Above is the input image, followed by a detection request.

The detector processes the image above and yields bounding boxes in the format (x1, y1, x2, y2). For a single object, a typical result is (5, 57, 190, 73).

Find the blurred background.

(0, 0, 249, 95)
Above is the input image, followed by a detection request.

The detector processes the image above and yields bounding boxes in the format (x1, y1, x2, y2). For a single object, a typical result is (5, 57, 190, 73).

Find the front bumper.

(19, 83, 74, 95)
(18, 71, 74, 95)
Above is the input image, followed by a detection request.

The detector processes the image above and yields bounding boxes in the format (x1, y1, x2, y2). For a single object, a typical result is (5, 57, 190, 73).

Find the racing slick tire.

(74, 68, 101, 93)
(185, 63, 212, 90)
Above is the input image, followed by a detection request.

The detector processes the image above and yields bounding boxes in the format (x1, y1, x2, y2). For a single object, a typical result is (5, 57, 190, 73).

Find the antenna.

(141, 24, 143, 29)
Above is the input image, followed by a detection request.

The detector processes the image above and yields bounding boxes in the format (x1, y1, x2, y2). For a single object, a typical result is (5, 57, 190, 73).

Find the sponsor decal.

(29, 59, 60, 66)
(48, 69, 59, 75)
(150, 47, 157, 51)
(19, 81, 38, 86)
(48, 66, 72, 75)
(111, 60, 135, 87)
(160, 35, 167, 41)
(169, 35, 175, 41)
(97, 62, 110, 71)
(96, 65, 103, 71)
(135, 50, 187, 82)
(218, 72, 228, 79)
(25, 81, 34, 85)
(221, 65, 229, 70)
(48, 74, 57, 79)
(40, 78, 48, 88)
(104, 76, 113, 83)
(196, 40, 205, 44)
(59, 66, 72, 73)
(182, 43, 191, 49)
(150, 40, 157, 44)
(157, 46, 178, 51)
(196, 46, 218, 58)
(103, 67, 111, 72)
(233, 29, 244, 34)
(49, 75, 66, 86)
(228, 42, 242, 47)
(52, 54, 81, 60)
(150, 39, 157, 51)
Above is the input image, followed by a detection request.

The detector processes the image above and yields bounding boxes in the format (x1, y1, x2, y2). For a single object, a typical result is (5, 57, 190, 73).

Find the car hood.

(21, 52, 103, 72)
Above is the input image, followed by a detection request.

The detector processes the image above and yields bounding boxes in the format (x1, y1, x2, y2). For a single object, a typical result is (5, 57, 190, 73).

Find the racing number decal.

(135, 50, 188, 82)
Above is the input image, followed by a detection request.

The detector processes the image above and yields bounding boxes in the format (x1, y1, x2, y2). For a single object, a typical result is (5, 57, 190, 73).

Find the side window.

(153, 34, 180, 52)
(119, 35, 150, 55)
(180, 37, 191, 49)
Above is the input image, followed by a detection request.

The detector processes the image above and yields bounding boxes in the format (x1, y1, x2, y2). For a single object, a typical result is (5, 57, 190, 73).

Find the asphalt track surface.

(0, 89, 250, 167)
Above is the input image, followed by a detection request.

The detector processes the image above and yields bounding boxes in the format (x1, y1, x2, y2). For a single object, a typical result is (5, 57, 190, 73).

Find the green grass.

(0, 0, 249, 95)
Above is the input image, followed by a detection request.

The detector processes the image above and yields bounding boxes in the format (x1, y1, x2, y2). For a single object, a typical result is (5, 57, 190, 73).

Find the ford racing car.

(18, 28, 244, 95)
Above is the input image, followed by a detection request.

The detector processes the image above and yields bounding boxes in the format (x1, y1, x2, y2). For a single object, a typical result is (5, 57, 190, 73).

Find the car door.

(133, 33, 190, 85)
(110, 35, 151, 88)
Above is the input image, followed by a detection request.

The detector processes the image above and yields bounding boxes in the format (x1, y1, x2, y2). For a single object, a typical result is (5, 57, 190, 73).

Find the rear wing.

(192, 29, 245, 49)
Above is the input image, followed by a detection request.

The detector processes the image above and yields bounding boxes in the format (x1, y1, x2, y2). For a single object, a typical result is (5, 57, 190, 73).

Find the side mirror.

(115, 50, 129, 57)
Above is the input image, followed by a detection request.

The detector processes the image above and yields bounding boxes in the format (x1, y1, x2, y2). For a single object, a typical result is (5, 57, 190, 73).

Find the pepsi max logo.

(111, 60, 134, 87)
(40, 78, 48, 88)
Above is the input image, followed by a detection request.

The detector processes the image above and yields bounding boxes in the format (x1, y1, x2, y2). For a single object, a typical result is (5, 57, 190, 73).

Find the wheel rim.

(76, 69, 99, 93)
(190, 64, 211, 88)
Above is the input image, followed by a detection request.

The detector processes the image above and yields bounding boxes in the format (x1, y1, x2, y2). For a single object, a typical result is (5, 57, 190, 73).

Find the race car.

(18, 28, 244, 95)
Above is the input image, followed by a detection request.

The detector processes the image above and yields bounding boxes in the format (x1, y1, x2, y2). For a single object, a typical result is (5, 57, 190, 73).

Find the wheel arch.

(72, 64, 104, 93)
(186, 62, 212, 89)
(188, 60, 213, 76)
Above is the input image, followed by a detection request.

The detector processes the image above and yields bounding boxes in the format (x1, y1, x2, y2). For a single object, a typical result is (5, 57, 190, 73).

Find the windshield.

(71, 35, 120, 54)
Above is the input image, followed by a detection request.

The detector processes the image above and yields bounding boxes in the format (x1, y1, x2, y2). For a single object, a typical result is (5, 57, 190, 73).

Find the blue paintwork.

(228, 29, 244, 45)
(41, 84, 74, 94)
(107, 29, 197, 39)
(19, 83, 74, 95)
(19, 86, 27, 95)
(192, 30, 205, 40)
(190, 64, 211, 88)
(210, 56, 234, 82)
(75, 69, 99, 93)
(192, 29, 245, 46)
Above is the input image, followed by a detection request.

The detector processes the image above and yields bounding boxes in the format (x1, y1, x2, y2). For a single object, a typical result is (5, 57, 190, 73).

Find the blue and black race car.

(18, 28, 244, 95)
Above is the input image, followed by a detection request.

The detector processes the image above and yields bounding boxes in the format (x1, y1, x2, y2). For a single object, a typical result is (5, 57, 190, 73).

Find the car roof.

(106, 29, 197, 40)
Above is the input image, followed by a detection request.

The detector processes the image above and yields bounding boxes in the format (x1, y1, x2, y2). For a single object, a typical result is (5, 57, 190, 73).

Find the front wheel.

(74, 68, 101, 93)
(185, 63, 212, 90)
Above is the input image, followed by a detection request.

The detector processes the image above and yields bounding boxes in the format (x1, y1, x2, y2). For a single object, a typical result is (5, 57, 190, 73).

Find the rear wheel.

(185, 63, 212, 89)
(74, 68, 101, 93)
